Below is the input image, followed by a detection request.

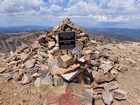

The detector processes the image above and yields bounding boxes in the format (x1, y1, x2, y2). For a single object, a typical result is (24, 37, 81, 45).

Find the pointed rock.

(25, 59, 36, 69)
(91, 81, 98, 89)
(0, 67, 6, 73)
(21, 74, 32, 85)
(102, 91, 113, 105)
(48, 41, 55, 49)
(61, 69, 82, 81)
(12, 71, 24, 81)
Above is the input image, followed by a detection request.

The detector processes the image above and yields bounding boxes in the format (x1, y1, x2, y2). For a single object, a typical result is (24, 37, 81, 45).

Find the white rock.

(78, 58, 85, 63)
(25, 59, 36, 69)
(10, 51, 14, 57)
(34, 78, 41, 88)
(102, 91, 113, 105)
(61, 69, 82, 81)
(32, 73, 40, 78)
(21, 74, 32, 85)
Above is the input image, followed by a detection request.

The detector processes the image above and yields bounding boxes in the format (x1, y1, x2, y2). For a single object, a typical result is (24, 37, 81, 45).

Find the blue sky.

(0, 0, 140, 28)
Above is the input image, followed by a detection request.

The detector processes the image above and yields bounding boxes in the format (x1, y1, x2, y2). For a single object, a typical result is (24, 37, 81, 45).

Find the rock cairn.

(0, 18, 128, 105)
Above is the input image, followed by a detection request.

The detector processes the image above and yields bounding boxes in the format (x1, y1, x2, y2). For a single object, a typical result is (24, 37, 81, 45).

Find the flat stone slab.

(56, 64, 80, 75)
(60, 69, 83, 81)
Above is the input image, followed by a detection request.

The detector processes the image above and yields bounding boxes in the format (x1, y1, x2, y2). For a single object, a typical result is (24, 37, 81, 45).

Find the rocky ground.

(0, 19, 140, 105)
(95, 42, 140, 105)
(0, 42, 140, 105)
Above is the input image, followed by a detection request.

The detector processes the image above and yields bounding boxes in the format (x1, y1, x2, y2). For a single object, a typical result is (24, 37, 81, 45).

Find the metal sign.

(58, 31, 76, 50)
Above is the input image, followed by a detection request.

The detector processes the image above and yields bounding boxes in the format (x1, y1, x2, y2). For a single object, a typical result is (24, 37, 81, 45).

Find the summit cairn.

(0, 18, 128, 105)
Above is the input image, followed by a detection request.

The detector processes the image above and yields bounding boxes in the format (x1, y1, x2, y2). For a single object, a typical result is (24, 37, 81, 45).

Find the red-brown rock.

(43, 83, 93, 105)
(43, 90, 61, 105)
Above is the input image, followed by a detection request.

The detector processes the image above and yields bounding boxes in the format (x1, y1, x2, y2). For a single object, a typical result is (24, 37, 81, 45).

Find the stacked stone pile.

(0, 18, 128, 105)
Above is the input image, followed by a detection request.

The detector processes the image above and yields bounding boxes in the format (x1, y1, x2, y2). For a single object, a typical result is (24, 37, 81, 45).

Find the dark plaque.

(58, 31, 76, 50)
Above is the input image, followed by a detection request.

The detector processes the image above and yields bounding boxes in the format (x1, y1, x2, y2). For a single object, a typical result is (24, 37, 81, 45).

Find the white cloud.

(0, 0, 45, 13)
(0, 0, 139, 28)
(65, 1, 99, 15)
(39, 6, 49, 14)
(58, 15, 130, 22)
(49, 5, 62, 13)
(0, 0, 63, 16)
(38, 5, 62, 15)
(107, 0, 136, 10)
(98, 0, 140, 15)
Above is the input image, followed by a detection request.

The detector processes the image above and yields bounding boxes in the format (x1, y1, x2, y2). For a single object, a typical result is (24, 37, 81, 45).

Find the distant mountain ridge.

(86, 28, 140, 36)
(0, 32, 43, 53)
(86, 28, 140, 42)
(0, 25, 50, 34)
(0, 26, 140, 42)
